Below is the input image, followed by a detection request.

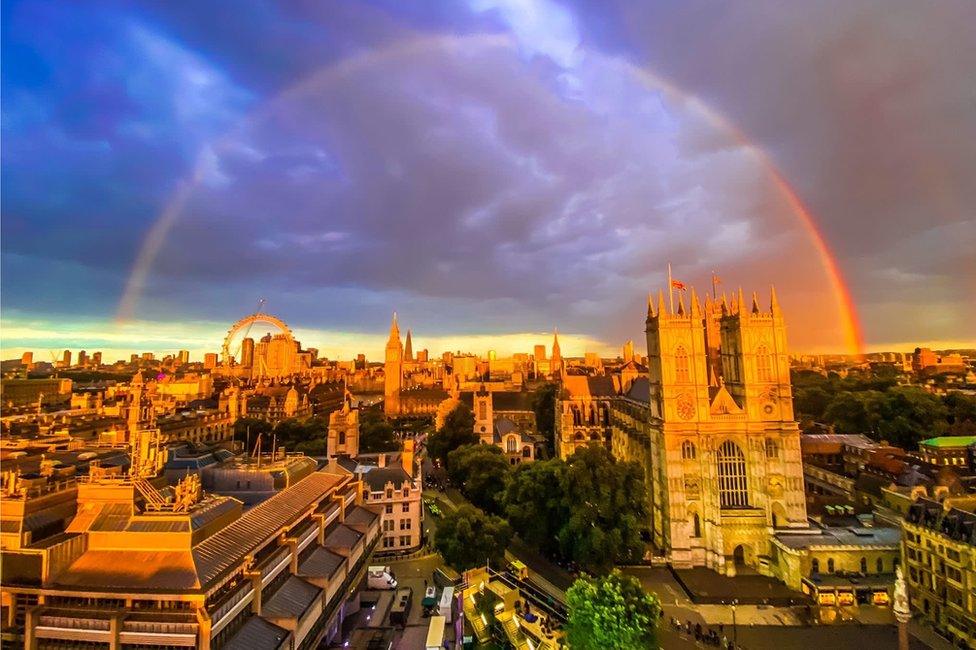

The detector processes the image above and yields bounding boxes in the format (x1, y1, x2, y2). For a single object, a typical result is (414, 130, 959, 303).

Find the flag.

(670, 279, 686, 291)
(712, 273, 722, 286)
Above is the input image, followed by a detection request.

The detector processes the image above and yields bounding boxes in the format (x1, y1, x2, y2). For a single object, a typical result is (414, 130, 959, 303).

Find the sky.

(2, 0, 974, 362)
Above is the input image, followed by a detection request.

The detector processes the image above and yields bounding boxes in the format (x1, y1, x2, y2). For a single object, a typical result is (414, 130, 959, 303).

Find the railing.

(2, 478, 77, 499)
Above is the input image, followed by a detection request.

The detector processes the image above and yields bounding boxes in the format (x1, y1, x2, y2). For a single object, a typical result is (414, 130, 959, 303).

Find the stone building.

(902, 496, 976, 647)
(384, 314, 403, 416)
(471, 386, 543, 464)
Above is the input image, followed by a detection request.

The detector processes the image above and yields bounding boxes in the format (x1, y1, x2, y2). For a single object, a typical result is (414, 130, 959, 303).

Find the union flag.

(671, 279, 686, 291)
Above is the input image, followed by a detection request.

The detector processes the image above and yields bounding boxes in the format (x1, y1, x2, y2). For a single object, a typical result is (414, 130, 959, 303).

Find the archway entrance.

(732, 544, 757, 574)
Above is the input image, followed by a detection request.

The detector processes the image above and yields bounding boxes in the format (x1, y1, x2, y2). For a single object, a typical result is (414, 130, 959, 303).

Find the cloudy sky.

(2, 0, 973, 361)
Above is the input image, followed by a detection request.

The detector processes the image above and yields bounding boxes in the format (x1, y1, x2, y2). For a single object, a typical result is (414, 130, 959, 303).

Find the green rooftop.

(919, 436, 976, 448)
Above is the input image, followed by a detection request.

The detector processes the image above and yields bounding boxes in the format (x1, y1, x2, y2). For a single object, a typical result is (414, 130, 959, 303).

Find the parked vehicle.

(367, 565, 398, 590)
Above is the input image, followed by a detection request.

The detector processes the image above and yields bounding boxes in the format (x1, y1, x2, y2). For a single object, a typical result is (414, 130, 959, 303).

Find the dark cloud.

(2, 0, 971, 352)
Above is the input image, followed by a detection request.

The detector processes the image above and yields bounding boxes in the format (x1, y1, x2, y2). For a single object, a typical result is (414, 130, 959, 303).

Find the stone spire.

(551, 327, 562, 374)
(770, 285, 781, 317)
(657, 290, 667, 317)
(646, 292, 655, 320)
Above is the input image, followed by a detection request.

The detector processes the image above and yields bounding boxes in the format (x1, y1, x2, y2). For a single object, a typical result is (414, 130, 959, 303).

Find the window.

(402, 503, 410, 513)
(692, 513, 701, 538)
(383, 520, 394, 532)
(827, 558, 835, 573)
(385, 505, 393, 514)
(717, 440, 749, 508)
(403, 488, 409, 498)
(400, 519, 411, 530)
(756, 345, 772, 382)
(860, 557, 868, 574)
(479, 403, 487, 420)
(681, 440, 696, 460)
(876, 557, 884, 573)
(675, 345, 690, 383)
(400, 535, 410, 546)
(811, 559, 820, 574)
(507, 437, 517, 453)
(338, 430, 346, 445)
(386, 489, 393, 499)
(765, 439, 779, 459)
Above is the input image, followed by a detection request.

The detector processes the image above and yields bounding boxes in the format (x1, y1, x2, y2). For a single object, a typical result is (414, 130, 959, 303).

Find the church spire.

(751, 291, 761, 314)
(691, 287, 702, 319)
(387, 312, 401, 345)
(770, 285, 781, 316)
(657, 289, 667, 317)
(404, 329, 413, 361)
(647, 292, 655, 320)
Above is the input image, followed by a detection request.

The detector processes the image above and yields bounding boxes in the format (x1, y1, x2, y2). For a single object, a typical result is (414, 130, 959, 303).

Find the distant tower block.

(404, 329, 414, 362)
(241, 337, 255, 367)
(384, 313, 403, 416)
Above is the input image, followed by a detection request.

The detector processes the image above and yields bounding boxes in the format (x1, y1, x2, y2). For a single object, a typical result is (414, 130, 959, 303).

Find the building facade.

(640, 287, 808, 575)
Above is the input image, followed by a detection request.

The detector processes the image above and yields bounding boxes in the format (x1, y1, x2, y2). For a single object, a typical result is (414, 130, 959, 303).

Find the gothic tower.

(550, 328, 562, 376)
(645, 285, 807, 577)
(384, 313, 403, 416)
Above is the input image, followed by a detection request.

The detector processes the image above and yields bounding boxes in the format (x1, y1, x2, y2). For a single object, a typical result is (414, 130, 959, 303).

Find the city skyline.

(2, 1, 973, 357)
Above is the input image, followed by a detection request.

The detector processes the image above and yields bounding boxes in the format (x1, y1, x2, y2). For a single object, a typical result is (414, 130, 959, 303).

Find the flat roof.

(775, 526, 901, 550)
(919, 436, 976, 448)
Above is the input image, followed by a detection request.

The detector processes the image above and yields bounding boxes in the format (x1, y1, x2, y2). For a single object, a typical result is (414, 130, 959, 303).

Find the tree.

(427, 403, 478, 467)
(564, 570, 661, 650)
(502, 458, 568, 556)
(434, 504, 511, 572)
(533, 383, 558, 456)
(359, 407, 400, 453)
(446, 444, 512, 513)
(558, 445, 648, 572)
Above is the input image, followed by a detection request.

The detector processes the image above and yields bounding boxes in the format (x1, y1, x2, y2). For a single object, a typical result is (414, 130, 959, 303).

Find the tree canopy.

(446, 444, 512, 514)
(532, 382, 558, 456)
(564, 570, 661, 650)
(359, 407, 401, 453)
(434, 504, 511, 572)
(557, 445, 648, 572)
(502, 458, 568, 556)
(427, 403, 478, 466)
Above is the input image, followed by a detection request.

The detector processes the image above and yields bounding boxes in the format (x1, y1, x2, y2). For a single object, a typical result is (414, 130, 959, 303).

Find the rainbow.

(116, 33, 864, 355)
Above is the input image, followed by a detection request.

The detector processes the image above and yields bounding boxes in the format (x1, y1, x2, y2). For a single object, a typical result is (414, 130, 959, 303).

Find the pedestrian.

(695, 622, 702, 639)
(722, 635, 728, 648)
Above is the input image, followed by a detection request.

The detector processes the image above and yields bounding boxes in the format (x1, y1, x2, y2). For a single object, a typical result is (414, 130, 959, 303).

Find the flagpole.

(668, 263, 675, 314)
(711, 271, 717, 300)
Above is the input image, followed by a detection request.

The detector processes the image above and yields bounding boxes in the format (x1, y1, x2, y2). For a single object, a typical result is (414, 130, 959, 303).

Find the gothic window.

(756, 345, 773, 382)
(860, 557, 868, 574)
(681, 440, 697, 460)
(338, 431, 346, 445)
(811, 559, 819, 574)
(479, 402, 487, 420)
(827, 558, 835, 573)
(765, 438, 779, 459)
(675, 345, 690, 383)
(506, 437, 517, 453)
(717, 440, 749, 508)
(876, 557, 884, 573)
(692, 512, 701, 538)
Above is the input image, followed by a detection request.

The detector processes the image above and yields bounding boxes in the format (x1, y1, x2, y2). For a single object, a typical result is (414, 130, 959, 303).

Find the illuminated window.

(681, 440, 697, 460)
(756, 345, 772, 382)
(506, 437, 517, 453)
(717, 440, 749, 508)
(765, 439, 779, 459)
(675, 346, 690, 383)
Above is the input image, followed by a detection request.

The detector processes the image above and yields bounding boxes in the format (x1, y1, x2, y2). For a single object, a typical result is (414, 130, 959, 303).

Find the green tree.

(434, 504, 511, 572)
(559, 445, 648, 572)
(427, 403, 478, 467)
(794, 385, 831, 422)
(532, 382, 558, 456)
(446, 444, 512, 513)
(502, 458, 568, 556)
(564, 570, 661, 650)
(359, 407, 401, 453)
(273, 416, 328, 448)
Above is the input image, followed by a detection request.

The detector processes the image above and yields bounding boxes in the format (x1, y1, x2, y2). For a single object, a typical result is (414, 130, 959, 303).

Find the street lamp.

(731, 599, 738, 648)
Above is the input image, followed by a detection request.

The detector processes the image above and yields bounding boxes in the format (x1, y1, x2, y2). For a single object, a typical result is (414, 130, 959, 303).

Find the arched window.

(681, 440, 697, 460)
(692, 512, 701, 538)
(338, 431, 346, 445)
(827, 558, 835, 574)
(811, 559, 819, 574)
(717, 440, 749, 508)
(765, 439, 779, 459)
(860, 557, 868, 574)
(876, 557, 884, 573)
(756, 345, 772, 382)
(479, 402, 487, 420)
(675, 345, 690, 383)
(506, 437, 517, 453)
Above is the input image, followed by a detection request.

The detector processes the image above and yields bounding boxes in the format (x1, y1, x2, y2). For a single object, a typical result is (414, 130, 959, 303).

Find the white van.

(437, 586, 454, 623)
(367, 565, 397, 590)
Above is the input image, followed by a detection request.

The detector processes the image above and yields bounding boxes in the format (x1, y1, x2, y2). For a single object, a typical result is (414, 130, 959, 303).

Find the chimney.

(402, 439, 415, 477)
(378, 454, 386, 468)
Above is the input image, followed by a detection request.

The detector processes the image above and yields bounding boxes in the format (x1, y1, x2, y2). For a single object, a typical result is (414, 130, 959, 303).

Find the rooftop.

(919, 436, 976, 448)
(774, 525, 901, 550)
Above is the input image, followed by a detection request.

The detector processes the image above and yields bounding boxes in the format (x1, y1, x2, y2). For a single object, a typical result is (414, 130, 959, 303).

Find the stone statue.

(893, 565, 910, 618)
